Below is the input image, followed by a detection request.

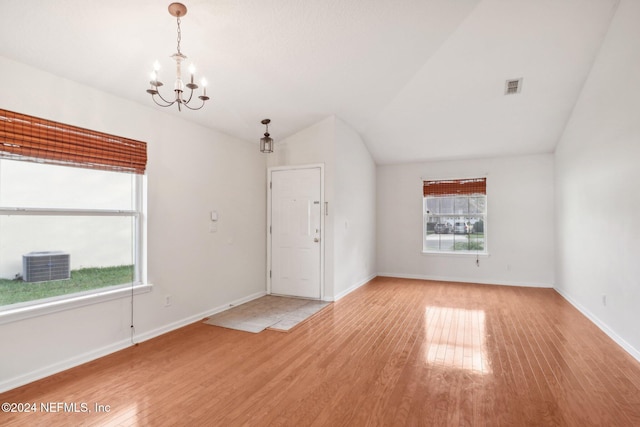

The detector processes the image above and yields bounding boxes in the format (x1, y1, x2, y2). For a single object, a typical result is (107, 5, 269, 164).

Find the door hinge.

(269, 270, 272, 278)
(270, 181, 272, 189)
(270, 225, 272, 234)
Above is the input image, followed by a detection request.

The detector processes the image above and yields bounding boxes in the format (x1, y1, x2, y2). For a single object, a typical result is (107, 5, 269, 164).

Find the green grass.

(453, 241, 484, 251)
(0, 265, 134, 306)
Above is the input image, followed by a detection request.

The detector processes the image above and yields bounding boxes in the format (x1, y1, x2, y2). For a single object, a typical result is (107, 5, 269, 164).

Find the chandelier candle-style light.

(147, 3, 209, 111)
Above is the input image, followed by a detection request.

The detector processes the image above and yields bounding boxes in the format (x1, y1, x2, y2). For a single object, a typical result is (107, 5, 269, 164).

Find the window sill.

(0, 283, 152, 325)
(421, 251, 490, 257)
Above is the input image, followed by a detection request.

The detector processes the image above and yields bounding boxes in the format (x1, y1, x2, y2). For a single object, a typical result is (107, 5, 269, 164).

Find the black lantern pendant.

(260, 119, 274, 153)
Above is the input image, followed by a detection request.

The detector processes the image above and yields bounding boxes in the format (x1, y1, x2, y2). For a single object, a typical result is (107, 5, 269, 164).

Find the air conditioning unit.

(22, 251, 71, 283)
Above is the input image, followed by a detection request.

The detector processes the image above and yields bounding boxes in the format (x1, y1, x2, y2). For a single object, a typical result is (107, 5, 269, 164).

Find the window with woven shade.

(0, 109, 148, 311)
(423, 177, 487, 253)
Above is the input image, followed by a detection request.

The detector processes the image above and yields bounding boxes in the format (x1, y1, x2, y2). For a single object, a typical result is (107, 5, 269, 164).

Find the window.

(0, 109, 147, 312)
(423, 178, 486, 254)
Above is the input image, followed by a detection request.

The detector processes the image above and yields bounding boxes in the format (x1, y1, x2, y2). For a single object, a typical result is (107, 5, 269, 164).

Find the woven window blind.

(0, 109, 147, 174)
(423, 178, 486, 197)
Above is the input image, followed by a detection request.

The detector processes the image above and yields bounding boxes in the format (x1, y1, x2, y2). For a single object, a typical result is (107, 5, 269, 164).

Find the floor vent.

(23, 251, 71, 283)
(505, 78, 523, 95)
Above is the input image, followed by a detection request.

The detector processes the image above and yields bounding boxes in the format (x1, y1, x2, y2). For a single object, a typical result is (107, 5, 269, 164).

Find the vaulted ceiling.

(0, 0, 619, 164)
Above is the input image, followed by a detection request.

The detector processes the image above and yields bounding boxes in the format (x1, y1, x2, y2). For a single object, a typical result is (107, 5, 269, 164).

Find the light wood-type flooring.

(2, 277, 640, 426)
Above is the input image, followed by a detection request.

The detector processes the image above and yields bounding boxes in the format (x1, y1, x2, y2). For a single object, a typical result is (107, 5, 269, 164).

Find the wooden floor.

(3, 277, 640, 426)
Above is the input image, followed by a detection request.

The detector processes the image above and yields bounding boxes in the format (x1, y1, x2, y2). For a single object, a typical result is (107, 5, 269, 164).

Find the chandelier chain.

(176, 16, 182, 55)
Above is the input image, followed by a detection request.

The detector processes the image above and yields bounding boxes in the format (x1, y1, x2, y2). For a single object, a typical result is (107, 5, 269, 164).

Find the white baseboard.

(0, 290, 267, 394)
(133, 290, 267, 344)
(554, 287, 640, 363)
(376, 272, 553, 288)
(0, 339, 132, 394)
(331, 274, 377, 302)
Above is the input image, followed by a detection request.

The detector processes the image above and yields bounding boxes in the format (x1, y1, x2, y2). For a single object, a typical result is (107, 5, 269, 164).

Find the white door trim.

(267, 164, 325, 300)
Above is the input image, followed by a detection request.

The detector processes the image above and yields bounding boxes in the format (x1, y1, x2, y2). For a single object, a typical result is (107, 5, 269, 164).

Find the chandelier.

(146, 3, 209, 111)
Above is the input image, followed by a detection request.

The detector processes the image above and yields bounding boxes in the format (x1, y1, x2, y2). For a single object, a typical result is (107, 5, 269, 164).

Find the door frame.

(267, 164, 325, 300)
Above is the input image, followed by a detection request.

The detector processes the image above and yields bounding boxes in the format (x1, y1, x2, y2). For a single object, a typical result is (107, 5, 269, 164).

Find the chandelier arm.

(181, 99, 206, 111)
(151, 93, 177, 107)
(183, 87, 195, 105)
(158, 87, 180, 105)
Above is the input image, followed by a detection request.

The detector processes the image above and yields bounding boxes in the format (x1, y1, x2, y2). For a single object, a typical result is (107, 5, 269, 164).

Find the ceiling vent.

(505, 78, 523, 95)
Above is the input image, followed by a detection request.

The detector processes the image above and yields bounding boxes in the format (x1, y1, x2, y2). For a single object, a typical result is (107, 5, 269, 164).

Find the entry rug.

(204, 295, 330, 333)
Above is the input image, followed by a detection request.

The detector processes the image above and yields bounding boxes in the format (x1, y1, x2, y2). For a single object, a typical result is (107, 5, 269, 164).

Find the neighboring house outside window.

(423, 177, 487, 254)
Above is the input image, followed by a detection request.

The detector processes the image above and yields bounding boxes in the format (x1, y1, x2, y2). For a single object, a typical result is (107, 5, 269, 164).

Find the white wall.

(554, 0, 640, 358)
(377, 154, 555, 287)
(268, 116, 377, 300)
(334, 118, 377, 298)
(0, 56, 267, 391)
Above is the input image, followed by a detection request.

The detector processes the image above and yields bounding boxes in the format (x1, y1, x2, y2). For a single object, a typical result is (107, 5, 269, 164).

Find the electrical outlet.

(165, 295, 172, 307)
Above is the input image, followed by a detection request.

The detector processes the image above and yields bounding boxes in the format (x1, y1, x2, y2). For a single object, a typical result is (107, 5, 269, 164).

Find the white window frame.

(422, 179, 488, 256)
(0, 174, 150, 325)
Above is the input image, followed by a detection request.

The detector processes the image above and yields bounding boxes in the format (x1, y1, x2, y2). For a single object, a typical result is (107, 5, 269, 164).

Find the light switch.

(211, 211, 218, 221)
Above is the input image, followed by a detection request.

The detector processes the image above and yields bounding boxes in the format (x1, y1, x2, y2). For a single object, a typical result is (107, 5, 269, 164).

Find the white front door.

(270, 167, 322, 299)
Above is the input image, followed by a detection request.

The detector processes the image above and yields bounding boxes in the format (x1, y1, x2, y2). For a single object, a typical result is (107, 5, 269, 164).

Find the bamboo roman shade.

(0, 109, 147, 174)
(423, 178, 486, 197)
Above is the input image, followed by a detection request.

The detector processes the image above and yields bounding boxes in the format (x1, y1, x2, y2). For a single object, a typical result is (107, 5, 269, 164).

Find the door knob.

(314, 238, 320, 243)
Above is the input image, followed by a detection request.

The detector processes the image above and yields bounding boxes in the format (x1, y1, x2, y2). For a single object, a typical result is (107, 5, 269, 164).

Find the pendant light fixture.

(260, 119, 274, 153)
(146, 3, 209, 111)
